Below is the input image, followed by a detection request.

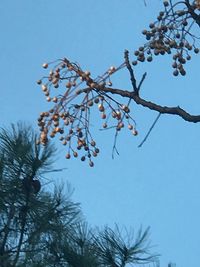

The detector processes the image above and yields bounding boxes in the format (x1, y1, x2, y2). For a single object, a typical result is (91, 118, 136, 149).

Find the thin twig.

(124, 50, 138, 93)
(112, 130, 120, 159)
(138, 113, 161, 148)
(138, 72, 147, 92)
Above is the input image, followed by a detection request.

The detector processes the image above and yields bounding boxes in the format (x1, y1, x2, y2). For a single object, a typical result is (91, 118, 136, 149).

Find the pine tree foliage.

(0, 123, 158, 267)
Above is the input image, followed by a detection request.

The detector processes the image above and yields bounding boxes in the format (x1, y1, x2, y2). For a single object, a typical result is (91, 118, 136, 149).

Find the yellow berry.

(108, 66, 116, 74)
(65, 153, 71, 159)
(102, 123, 107, 128)
(101, 113, 106, 119)
(81, 156, 86, 161)
(42, 63, 48, 69)
(41, 84, 47, 91)
(50, 133, 55, 138)
(37, 80, 42, 85)
(88, 100, 93, 107)
(118, 122, 124, 128)
(110, 66, 116, 71)
(90, 82, 96, 88)
(73, 151, 78, 157)
(121, 105, 130, 113)
(84, 71, 91, 76)
(98, 104, 105, 112)
(93, 151, 97, 157)
(52, 78, 58, 84)
(132, 129, 138, 136)
(128, 124, 133, 130)
(112, 111, 117, 118)
(91, 140, 96, 146)
(66, 82, 72, 88)
(116, 111, 121, 120)
(89, 161, 94, 167)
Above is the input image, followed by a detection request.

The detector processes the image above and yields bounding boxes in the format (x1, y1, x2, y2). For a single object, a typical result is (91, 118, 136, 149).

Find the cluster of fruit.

(37, 59, 137, 166)
(133, 0, 200, 76)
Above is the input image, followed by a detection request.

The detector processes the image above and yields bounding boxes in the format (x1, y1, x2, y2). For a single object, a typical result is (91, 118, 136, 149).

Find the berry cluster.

(37, 59, 137, 166)
(133, 0, 200, 76)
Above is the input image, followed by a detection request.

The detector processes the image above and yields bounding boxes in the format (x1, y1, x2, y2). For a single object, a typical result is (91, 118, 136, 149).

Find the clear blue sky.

(1, 1, 200, 266)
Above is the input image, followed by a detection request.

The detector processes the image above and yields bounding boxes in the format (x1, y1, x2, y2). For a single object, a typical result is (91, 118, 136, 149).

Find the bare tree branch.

(98, 86, 200, 123)
(124, 50, 138, 93)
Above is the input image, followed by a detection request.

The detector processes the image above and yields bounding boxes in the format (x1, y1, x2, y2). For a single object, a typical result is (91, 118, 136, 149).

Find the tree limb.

(124, 50, 138, 93)
(95, 86, 200, 123)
